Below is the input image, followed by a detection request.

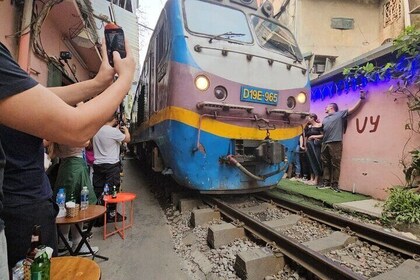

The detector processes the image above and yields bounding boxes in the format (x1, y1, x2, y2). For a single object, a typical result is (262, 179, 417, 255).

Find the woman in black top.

(305, 113, 323, 185)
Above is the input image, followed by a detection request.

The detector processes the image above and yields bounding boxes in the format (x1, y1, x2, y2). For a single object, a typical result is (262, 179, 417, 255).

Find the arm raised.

(0, 41, 135, 146)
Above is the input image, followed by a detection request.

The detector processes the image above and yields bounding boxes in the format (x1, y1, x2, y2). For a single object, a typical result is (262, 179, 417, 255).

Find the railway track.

(197, 193, 420, 280)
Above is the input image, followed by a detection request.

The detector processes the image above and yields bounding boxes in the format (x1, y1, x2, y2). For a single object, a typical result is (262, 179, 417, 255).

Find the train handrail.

(194, 44, 307, 73)
(197, 101, 254, 113)
(266, 108, 309, 118)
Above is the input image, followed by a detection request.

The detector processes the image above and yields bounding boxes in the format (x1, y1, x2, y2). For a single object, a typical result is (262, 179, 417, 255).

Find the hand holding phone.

(104, 23, 126, 67)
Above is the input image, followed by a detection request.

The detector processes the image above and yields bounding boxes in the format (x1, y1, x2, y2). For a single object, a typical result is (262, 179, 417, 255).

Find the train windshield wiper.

(209, 31, 245, 43)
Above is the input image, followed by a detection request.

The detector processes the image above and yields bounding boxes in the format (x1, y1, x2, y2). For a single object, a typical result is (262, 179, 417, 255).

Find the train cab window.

(250, 15, 303, 61)
(184, 0, 253, 44)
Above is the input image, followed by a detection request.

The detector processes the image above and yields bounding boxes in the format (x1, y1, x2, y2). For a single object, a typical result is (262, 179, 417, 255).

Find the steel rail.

(203, 196, 365, 280)
(257, 192, 420, 258)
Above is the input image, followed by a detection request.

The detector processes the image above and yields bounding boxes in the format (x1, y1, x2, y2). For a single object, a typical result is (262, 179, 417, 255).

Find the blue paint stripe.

(144, 119, 299, 191)
(168, 0, 201, 69)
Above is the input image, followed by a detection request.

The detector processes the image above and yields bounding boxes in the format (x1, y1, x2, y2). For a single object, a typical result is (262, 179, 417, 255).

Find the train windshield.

(184, 0, 253, 44)
(250, 16, 303, 61)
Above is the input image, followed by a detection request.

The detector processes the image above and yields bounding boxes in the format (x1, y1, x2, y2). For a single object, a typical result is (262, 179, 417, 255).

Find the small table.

(56, 205, 108, 261)
(51, 256, 100, 280)
(103, 192, 136, 240)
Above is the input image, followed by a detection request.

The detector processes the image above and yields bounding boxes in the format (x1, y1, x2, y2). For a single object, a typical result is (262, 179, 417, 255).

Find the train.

(129, 0, 310, 193)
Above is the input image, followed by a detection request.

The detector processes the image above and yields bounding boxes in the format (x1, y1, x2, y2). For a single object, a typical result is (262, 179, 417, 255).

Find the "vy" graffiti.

(356, 115, 380, 133)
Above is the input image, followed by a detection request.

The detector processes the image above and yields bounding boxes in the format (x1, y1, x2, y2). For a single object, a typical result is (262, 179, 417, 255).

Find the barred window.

(383, 0, 402, 27)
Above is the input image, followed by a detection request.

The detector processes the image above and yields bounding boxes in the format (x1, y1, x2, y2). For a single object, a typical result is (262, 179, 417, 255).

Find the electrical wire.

(31, 0, 79, 82)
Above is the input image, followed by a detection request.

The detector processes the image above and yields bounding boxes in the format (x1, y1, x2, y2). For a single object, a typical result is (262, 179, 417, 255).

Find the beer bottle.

(26, 225, 41, 261)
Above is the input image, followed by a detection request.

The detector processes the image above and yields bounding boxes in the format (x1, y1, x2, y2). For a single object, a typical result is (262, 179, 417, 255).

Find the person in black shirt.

(0, 40, 135, 270)
(304, 113, 323, 186)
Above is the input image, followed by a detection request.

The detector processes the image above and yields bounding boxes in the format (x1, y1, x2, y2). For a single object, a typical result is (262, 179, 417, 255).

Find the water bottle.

(80, 186, 89, 210)
(56, 188, 66, 218)
(103, 183, 109, 196)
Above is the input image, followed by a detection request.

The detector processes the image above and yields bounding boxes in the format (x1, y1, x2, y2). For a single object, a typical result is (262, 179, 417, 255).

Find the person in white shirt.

(92, 115, 130, 222)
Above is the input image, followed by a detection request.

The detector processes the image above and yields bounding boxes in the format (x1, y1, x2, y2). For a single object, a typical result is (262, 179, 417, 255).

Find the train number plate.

(240, 86, 278, 106)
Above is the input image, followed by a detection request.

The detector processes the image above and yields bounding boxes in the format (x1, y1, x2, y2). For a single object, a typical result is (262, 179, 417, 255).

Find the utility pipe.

(18, 0, 34, 72)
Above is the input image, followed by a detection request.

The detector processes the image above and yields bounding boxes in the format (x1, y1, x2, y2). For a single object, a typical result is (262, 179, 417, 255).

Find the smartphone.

(104, 23, 126, 67)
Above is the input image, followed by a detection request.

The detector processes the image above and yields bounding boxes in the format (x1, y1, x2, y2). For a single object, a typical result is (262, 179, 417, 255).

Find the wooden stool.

(103, 192, 136, 240)
(51, 256, 100, 280)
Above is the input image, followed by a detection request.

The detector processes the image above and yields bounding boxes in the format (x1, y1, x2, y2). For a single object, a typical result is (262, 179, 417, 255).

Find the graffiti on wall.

(356, 115, 380, 133)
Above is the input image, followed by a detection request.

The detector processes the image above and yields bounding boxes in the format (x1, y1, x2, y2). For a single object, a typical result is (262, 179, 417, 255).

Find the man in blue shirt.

(320, 92, 366, 192)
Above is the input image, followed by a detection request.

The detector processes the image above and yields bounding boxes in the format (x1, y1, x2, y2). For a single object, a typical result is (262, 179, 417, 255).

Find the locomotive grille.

(234, 140, 259, 162)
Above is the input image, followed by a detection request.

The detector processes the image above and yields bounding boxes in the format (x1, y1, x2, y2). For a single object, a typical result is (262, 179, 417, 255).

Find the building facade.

(269, 0, 419, 78)
(0, 0, 139, 114)
(264, 0, 420, 199)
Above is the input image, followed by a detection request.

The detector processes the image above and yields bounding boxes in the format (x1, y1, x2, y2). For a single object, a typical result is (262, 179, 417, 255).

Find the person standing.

(320, 92, 366, 192)
(53, 142, 98, 255)
(0, 39, 135, 269)
(305, 113, 323, 186)
(92, 116, 130, 221)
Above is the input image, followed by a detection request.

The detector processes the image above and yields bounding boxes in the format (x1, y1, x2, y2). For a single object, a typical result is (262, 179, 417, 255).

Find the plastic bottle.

(103, 183, 109, 196)
(56, 188, 66, 218)
(80, 186, 89, 210)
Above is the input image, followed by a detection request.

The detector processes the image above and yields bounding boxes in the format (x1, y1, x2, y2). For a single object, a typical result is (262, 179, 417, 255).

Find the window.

(250, 15, 302, 61)
(184, 0, 253, 44)
(383, 0, 402, 27)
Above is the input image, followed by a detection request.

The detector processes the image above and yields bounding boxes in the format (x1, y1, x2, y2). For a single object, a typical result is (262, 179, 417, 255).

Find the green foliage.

(381, 186, 420, 225)
(343, 26, 420, 87)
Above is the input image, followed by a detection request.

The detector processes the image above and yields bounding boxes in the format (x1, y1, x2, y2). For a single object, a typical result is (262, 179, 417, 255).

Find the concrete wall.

(297, 0, 381, 66)
(310, 82, 420, 200)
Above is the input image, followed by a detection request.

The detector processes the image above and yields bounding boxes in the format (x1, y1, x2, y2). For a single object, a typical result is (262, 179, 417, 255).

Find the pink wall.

(311, 82, 420, 200)
(0, 2, 19, 56)
(29, 11, 91, 85)
(1, 1, 92, 85)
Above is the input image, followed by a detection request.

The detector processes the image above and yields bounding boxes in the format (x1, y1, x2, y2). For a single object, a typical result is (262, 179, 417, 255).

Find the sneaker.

(289, 177, 298, 181)
(317, 182, 330, 189)
(107, 212, 127, 223)
(82, 230, 93, 240)
(332, 186, 341, 193)
(75, 243, 99, 257)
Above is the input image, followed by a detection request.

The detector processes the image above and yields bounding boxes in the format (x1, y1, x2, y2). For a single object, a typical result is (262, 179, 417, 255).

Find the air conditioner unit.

(314, 64, 325, 73)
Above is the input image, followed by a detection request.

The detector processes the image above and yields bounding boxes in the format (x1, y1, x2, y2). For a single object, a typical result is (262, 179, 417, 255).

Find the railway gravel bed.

(158, 188, 416, 279)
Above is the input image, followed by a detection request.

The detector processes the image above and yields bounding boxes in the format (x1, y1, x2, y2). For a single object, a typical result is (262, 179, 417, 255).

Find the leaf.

(362, 62, 375, 73)
(343, 68, 351, 75)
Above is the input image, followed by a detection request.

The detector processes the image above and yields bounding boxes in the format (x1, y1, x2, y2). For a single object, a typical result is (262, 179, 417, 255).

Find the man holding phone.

(0, 37, 135, 270)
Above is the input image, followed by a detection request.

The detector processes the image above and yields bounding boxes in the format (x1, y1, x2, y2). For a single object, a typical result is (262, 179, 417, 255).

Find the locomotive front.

(135, 0, 310, 193)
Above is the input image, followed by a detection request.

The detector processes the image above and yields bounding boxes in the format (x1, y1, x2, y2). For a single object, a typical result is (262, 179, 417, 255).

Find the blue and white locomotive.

(130, 0, 310, 193)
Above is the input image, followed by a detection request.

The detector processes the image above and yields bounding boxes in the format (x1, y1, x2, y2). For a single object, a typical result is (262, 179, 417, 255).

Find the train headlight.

(214, 86, 228, 100)
(297, 92, 307, 104)
(287, 97, 296, 109)
(195, 75, 210, 91)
